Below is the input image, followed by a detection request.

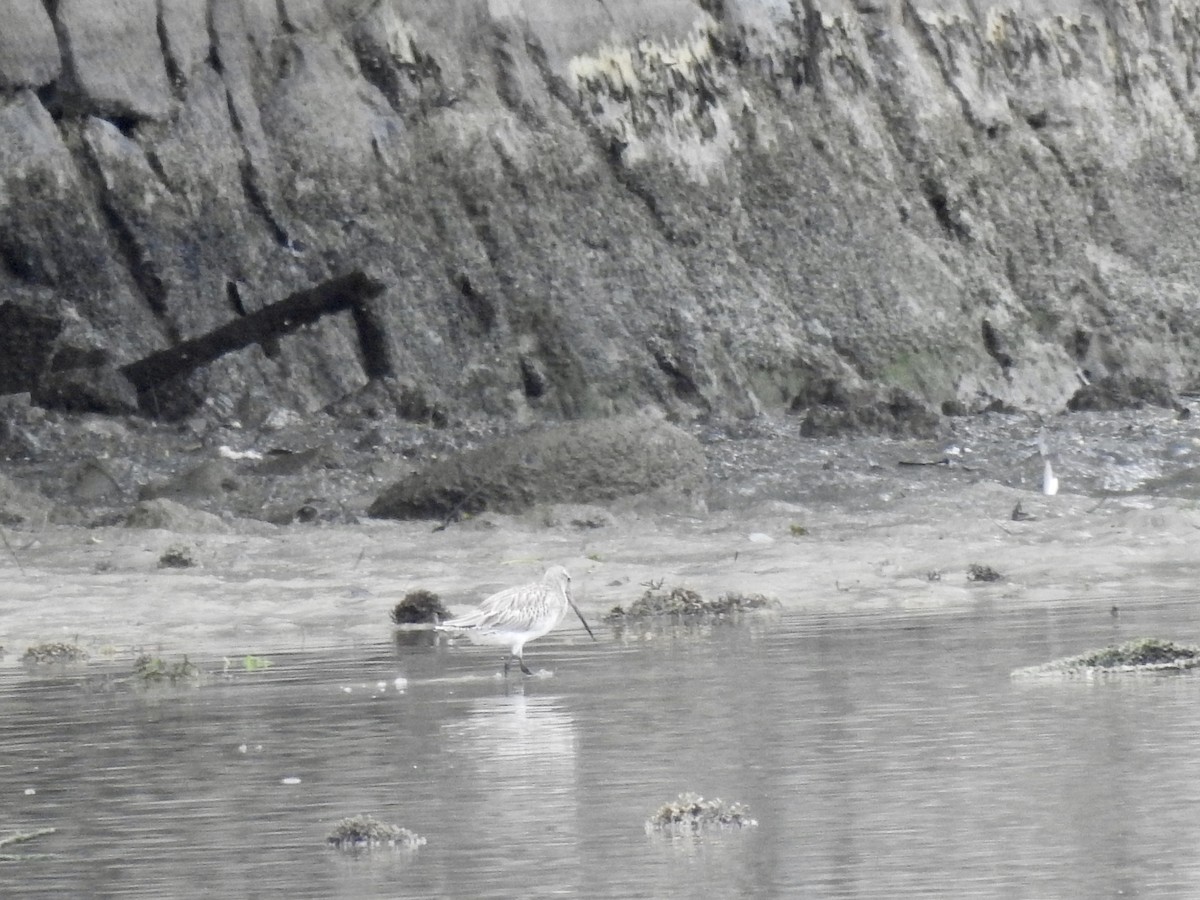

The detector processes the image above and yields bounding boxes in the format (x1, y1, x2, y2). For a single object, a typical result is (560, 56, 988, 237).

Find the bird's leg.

(503, 657, 511, 678)
(518, 653, 533, 676)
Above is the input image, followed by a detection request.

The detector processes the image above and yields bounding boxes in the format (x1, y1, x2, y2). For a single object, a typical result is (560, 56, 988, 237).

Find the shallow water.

(5, 595, 1200, 898)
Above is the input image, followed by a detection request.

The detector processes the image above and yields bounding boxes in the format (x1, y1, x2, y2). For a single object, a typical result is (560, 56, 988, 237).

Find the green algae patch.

(233, 654, 272, 673)
(604, 584, 779, 623)
(645, 793, 758, 834)
(1013, 638, 1200, 678)
(325, 814, 426, 850)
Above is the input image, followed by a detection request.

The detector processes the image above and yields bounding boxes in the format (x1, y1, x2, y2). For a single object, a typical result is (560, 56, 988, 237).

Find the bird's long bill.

(568, 598, 597, 641)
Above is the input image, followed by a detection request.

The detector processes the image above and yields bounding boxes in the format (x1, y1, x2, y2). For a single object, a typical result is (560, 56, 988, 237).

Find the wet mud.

(2, 406, 1199, 664)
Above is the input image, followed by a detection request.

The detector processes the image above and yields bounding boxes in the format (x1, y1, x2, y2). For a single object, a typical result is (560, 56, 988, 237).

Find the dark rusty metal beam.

(120, 271, 387, 393)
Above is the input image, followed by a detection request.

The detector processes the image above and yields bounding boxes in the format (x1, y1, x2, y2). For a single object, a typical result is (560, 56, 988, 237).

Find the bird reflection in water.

(440, 691, 582, 884)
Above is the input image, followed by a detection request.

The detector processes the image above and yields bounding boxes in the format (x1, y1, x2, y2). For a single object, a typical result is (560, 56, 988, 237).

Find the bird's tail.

(435, 612, 484, 631)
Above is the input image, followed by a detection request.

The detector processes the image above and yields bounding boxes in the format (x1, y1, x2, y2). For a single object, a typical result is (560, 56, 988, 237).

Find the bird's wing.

(442, 584, 547, 631)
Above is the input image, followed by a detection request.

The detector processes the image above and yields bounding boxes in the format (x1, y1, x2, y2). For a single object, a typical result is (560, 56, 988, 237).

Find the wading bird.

(437, 566, 596, 675)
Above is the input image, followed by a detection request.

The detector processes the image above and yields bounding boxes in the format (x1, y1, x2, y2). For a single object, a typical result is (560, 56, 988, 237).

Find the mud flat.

(2, 471, 1198, 667)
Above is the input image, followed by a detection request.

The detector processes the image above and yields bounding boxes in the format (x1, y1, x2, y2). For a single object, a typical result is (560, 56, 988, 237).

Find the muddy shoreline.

(3, 403, 1199, 668)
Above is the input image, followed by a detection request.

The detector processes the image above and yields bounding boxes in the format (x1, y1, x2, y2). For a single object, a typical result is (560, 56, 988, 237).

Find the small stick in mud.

(0, 525, 25, 576)
(0, 827, 56, 850)
(0, 826, 57, 861)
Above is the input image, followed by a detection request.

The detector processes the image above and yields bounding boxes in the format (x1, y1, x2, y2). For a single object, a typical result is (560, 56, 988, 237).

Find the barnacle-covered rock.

(326, 815, 426, 850)
(1013, 638, 1200, 678)
(646, 793, 757, 833)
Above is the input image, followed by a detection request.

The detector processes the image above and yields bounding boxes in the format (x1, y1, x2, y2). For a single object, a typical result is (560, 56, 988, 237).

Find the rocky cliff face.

(2, 0, 1198, 427)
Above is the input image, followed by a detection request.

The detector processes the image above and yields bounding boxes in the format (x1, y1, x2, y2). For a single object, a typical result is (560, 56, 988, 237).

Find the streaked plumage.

(436, 566, 596, 675)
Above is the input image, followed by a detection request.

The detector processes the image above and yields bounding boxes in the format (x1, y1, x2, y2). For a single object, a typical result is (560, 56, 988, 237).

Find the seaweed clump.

(158, 545, 195, 568)
(390, 589, 451, 625)
(1013, 638, 1200, 678)
(326, 814, 426, 850)
(604, 584, 777, 623)
(646, 793, 758, 833)
(133, 655, 201, 684)
(966, 563, 1002, 582)
(22, 642, 88, 665)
